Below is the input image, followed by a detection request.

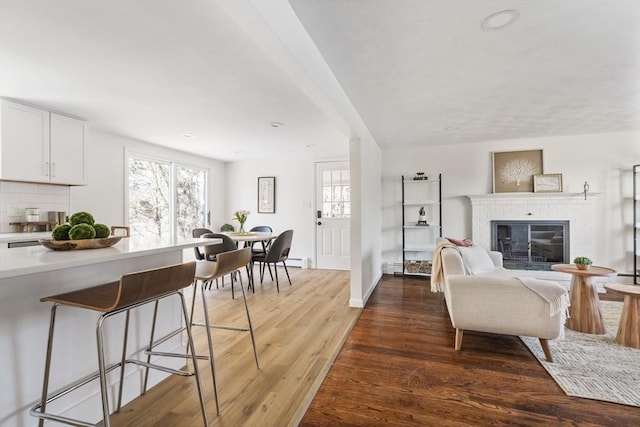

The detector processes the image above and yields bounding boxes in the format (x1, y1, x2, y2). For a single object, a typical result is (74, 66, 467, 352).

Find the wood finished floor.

(301, 275, 640, 427)
(109, 267, 360, 427)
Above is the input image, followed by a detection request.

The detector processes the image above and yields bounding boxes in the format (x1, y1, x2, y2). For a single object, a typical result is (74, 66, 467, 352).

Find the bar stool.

(31, 261, 208, 427)
(145, 247, 259, 415)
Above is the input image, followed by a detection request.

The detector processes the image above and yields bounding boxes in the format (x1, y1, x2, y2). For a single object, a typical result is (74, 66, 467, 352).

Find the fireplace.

(491, 220, 569, 271)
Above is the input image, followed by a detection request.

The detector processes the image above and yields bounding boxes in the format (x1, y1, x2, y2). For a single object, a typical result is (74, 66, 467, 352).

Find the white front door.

(315, 161, 350, 270)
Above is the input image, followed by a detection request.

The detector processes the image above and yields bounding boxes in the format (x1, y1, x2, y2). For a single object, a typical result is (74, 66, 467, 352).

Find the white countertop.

(0, 236, 220, 279)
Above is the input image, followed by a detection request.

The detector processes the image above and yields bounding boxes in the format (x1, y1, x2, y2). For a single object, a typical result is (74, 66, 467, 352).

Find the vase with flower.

(233, 209, 250, 234)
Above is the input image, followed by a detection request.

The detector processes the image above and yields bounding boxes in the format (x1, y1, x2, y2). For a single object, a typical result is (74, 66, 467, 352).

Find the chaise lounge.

(432, 237, 569, 362)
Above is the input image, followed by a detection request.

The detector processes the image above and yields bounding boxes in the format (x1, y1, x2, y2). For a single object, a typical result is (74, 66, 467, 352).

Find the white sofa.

(434, 237, 568, 362)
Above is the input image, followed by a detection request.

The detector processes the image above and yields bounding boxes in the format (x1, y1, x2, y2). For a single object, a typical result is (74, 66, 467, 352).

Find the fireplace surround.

(491, 220, 569, 270)
(468, 193, 596, 273)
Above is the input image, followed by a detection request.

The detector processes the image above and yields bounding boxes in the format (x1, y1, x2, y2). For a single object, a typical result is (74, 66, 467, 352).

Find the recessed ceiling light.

(234, 150, 245, 155)
(182, 133, 194, 138)
(305, 144, 316, 148)
(445, 125, 460, 131)
(481, 10, 520, 31)
(270, 122, 284, 128)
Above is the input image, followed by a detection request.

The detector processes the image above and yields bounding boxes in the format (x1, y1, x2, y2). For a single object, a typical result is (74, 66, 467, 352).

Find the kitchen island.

(0, 236, 220, 427)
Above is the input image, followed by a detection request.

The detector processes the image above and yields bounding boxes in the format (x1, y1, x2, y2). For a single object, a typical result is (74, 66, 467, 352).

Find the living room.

(1, 1, 639, 426)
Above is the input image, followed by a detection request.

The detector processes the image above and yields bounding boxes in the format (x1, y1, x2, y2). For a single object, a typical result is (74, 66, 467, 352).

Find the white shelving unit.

(401, 174, 442, 277)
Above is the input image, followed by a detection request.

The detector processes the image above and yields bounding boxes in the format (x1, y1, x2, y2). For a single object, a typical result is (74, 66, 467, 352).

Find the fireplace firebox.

(491, 220, 569, 271)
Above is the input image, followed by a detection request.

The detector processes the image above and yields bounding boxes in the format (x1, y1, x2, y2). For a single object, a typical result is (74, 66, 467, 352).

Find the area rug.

(520, 300, 640, 407)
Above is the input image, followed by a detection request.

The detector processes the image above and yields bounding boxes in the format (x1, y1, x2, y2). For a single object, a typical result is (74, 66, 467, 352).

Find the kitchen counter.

(0, 235, 220, 427)
(0, 236, 218, 279)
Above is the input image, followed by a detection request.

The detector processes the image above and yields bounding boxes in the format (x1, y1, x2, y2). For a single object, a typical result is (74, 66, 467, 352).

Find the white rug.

(521, 300, 640, 407)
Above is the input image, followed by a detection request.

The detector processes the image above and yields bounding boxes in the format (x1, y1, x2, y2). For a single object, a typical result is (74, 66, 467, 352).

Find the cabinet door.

(0, 100, 50, 182)
(50, 113, 87, 185)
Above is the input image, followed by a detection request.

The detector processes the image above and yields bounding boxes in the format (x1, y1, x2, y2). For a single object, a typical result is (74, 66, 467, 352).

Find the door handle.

(317, 221, 322, 226)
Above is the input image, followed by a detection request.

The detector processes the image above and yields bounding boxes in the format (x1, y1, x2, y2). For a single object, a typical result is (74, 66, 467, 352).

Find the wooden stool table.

(551, 264, 617, 334)
(604, 283, 640, 348)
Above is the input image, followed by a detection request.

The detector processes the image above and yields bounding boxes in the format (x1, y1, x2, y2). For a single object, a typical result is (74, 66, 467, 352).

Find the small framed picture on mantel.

(533, 174, 563, 193)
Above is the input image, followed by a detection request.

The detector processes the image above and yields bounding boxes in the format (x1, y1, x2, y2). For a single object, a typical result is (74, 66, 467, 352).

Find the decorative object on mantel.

(492, 149, 543, 193)
(413, 172, 428, 180)
(573, 256, 593, 270)
(533, 174, 563, 193)
(417, 206, 428, 225)
(583, 181, 590, 200)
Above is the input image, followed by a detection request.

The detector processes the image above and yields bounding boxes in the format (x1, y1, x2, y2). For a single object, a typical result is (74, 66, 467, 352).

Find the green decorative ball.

(68, 223, 96, 240)
(93, 223, 111, 238)
(69, 211, 95, 227)
(51, 224, 72, 241)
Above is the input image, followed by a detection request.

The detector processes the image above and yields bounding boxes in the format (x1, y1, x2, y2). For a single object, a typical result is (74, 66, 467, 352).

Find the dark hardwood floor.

(300, 274, 639, 427)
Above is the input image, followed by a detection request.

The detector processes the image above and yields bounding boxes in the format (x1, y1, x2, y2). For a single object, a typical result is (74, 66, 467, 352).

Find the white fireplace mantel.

(467, 192, 599, 260)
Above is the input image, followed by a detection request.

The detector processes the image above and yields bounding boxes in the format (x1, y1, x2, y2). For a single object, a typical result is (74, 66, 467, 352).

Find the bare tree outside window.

(176, 166, 207, 239)
(128, 157, 208, 239)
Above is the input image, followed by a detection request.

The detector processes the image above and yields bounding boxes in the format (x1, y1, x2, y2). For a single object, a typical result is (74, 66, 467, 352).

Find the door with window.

(315, 161, 350, 270)
(128, 154, 208, 239)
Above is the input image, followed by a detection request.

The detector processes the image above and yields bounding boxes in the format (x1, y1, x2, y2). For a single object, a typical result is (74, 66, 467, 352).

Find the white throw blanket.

(516, 276, 570, 321)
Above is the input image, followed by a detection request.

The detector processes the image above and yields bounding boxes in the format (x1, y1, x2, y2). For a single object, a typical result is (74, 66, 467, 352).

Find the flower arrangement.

(233, 209, 250, 233)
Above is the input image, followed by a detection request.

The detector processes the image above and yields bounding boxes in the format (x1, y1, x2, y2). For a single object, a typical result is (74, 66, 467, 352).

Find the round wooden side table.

(603, 283, 640, 348)
(551, 264, 617, 334)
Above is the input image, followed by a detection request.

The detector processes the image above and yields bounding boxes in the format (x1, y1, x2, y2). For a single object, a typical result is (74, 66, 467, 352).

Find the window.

(128, 154, 208, 239)
(322, 168, 350, 218)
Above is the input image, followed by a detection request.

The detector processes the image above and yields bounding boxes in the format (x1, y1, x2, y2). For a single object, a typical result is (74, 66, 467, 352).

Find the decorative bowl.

(39, 236, 122, 251)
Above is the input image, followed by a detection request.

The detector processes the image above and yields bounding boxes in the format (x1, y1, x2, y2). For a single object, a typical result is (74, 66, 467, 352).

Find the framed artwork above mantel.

(492, 149, 543, 193)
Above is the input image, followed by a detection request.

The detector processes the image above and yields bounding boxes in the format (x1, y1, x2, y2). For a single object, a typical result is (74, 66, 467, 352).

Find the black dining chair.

(201, 233, 247, 292)
(251, 229, 294, 292)
(192, 228, 213, 260)
(249, 225, 273, 256)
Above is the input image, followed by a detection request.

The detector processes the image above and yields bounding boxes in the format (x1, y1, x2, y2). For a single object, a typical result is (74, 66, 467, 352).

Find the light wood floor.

(109, 267, 359, 427)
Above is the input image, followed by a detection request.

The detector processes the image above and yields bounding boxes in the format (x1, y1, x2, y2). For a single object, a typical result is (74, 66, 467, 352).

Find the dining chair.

(251, 229, 294, 292)
(202, 233, 244, 290)
(192, 227, 213, 260)
(249, 225, 273, 256)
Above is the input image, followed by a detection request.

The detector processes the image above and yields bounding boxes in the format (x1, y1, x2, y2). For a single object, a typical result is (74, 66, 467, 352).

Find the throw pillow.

(457, 246, 496, 275)
(446, 237, 473, 247)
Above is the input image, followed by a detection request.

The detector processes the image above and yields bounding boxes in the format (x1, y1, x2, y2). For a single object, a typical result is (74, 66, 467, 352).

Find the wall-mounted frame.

(258, 176, 276, 213)
(533, 173, 563, 193)
(492, 149, 543, 193)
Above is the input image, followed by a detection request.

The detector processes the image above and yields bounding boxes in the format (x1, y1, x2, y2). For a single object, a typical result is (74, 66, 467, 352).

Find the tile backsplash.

(0, 181, 70, 232)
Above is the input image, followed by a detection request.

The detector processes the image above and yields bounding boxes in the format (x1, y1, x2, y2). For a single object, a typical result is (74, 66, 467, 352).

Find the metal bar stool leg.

(142, 300, 160, 394)
(200, 281, 221, 415)
(179, 291, 210, 426)
(239, 277, 260, 369)
(37, 303, 58, 427)
(116, 309, 131, 411)
(96, 315, 111, 427)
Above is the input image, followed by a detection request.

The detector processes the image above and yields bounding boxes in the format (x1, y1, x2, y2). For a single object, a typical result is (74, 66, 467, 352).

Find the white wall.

(349, 136, 383, 307)
(381, 131, 640, 275)
(225, 155, 326, 266)
(70, 129, 227, 230)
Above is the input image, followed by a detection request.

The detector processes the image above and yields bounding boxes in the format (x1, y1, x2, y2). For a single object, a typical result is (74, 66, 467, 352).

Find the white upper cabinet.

(0, 99, 87, 185)
(50, 113, 86, 185)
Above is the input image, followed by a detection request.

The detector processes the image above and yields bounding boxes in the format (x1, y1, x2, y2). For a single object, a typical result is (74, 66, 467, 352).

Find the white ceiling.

(1, 0, 638, 162)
